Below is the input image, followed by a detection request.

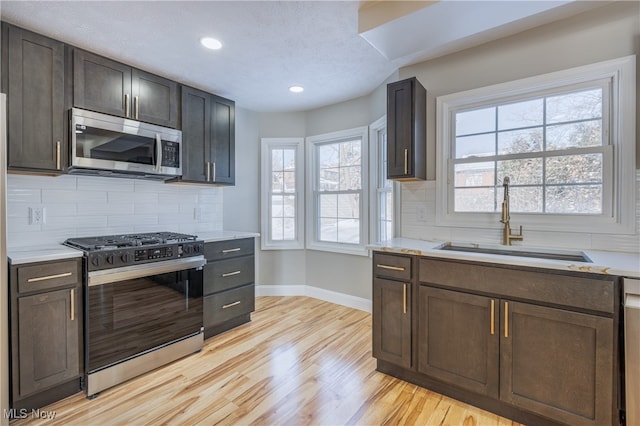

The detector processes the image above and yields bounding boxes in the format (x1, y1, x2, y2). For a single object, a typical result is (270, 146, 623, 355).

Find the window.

(307, 127, 369, 255)
(260, 138, 305, 250)
(436, 56, 636, 234)
(369, 116, 396, 243)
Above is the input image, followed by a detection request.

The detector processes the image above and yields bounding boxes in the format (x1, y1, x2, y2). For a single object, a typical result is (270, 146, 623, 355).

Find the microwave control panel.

(162, 141, 180, 168)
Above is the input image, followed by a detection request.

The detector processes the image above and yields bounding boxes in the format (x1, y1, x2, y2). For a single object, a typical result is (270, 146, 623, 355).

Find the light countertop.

(368, 238, 640, 278)
(196, 230, 260, 243)
(8, 244, 83, 265)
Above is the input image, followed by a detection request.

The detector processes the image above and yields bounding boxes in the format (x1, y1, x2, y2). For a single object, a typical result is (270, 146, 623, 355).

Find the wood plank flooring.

(13, 296, 523, 425)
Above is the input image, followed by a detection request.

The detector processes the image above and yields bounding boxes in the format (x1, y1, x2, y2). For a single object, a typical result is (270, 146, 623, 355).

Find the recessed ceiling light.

(289, 85, 304, 93)
(200, 37, 222, 50)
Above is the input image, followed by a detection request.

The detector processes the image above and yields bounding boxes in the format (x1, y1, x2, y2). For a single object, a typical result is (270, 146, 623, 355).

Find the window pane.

(283, 195, 296, 217)
(456, 107, 495, 135)
(271, 149, 283, 171)
(319, 168, 339, 191)
(271, 195, 283, 217)
(272, 218, 283, 241)
(340, 140, 361, 166)
(509, 186, 543, 213)
(282, 171, 296, 193)
(454, 187, 495, 212)
(283, 218, 296, 240)
(546, 185, 602, 214)
(498, 99, 543, 131)
(546, 120, 602, 151)
(338, 219, 360, 244)
(546, 154, 602, 184)
(455, 162, 494, 187)
(319, 143, 339, 168)
(272, 171, 283, 193)
(320, 218, 338, 242)
(319, 194, 337, 217)
(497, 158, 543, 186)
(455, 133, 495, 158)
(340, 166, 361, 190)
(546, 88, 602, 123)
(337, 193, 359, 219)
(283, 149, 295, 171)
(498, 128, 543, 155)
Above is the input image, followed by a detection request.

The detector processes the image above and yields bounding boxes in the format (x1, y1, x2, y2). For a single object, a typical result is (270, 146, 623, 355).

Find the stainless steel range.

(64, 232, 205, 397)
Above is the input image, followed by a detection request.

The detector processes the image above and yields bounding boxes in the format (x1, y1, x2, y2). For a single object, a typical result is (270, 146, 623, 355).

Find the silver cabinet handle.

(125, 93, 130, 117)
(70, 288, 75, 321)
(56, 141, 61, 170)
(222, 248, 241, 254)
(212, 162, 216, 183)
(404, 149, 408, 175)
(221, 271, 241, 278)
(222, 301, 241, 309)
(134, 95, 139, 120)
(27, 272, 72, 283)
(206, 161, 211, 182)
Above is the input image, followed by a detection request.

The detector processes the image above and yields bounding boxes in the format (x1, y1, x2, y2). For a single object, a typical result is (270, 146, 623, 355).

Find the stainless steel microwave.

(69, 108, 182, 179)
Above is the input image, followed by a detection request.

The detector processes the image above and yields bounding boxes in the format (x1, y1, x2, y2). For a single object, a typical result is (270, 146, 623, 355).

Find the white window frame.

(369, 115, 400, 243)
(260, 138, 305, 250)
(436, 55, 636, 234)
(306, 126, 369, 256)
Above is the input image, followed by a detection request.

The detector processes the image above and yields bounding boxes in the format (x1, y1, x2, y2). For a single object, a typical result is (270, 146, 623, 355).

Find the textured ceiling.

(0, 1, 604, 113)
(1, 0, 402, 112)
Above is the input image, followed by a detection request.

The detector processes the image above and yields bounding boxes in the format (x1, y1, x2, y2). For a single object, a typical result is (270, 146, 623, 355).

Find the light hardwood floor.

(13, 296, 523, 425)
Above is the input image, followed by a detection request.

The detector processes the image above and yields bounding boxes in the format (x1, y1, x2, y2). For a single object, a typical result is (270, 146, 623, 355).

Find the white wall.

(399, 1, 640, 253)
(6, 174, 223, 247)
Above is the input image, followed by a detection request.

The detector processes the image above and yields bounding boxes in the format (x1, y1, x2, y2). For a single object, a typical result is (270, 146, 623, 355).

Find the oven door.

(86, 257, 204, 374)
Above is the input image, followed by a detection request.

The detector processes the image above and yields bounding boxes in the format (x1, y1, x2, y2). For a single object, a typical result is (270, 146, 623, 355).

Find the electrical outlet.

(194, 207, 203, 221)
(29, 207, 45, 225)
(417, 206, 428, 222)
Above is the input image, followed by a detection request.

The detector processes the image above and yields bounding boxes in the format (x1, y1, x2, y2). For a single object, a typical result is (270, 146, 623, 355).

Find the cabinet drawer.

(17, 259, 81, 294)
(204, 256, 254, 294)
(205, 238, 254, 261)
(204, 284, 255, 328)
(373, 253, 412, 281)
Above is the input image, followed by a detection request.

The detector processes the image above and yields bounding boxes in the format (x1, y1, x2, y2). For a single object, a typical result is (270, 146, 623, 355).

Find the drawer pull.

(222, 271, 241, 278)
(377, 264, 405, 272)
(27, 272, 73, 283)
(70, 288, 75, 321)
(222, 248, 242, 254)
(222, 301, 241, 309)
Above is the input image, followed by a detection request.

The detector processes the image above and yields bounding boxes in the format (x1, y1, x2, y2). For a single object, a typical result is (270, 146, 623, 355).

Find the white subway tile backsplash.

(7, 175, 224, 247)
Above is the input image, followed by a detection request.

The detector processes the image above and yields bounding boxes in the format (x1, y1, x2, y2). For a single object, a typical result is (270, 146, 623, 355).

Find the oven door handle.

(88, 256, 206, 286)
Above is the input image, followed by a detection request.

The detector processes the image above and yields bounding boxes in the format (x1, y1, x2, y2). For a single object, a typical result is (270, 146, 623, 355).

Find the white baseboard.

(256, 284, 371, 313)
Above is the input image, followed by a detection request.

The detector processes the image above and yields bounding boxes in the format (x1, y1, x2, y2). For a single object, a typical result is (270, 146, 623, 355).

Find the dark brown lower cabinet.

(373, 278, 411, 369)
(417, 286, 499, 398)
(501, 301, 614, 426)
(10, 258, 83, 412)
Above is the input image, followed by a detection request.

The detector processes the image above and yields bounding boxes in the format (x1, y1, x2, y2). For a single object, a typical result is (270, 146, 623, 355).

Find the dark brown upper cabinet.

(173, 85, 235, 185)
(2, 24, 66, 173)
(73, 49, 179, 129)
(387, 77, 426, 180)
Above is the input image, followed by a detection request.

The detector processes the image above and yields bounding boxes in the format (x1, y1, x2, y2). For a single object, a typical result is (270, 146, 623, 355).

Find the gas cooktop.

(64, 231, 198, 252)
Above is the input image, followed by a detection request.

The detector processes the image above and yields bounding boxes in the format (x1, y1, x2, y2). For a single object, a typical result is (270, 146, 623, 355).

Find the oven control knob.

(106, 254, 115, 265)
(194, 244, 202, 253)
(121, 253, 134, 264)
(91, 255, 103, 268)
(184, 245, 193, 255)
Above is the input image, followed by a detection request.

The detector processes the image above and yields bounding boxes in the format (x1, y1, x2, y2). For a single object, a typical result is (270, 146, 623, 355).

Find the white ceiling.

(0, 1, 607, 113)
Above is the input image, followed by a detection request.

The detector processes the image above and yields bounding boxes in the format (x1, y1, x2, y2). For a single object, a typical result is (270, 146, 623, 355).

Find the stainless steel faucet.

(500, 176, 523, 245)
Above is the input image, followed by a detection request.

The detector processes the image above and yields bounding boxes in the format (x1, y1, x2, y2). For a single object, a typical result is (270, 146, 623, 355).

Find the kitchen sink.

(435, 242, 592, 263)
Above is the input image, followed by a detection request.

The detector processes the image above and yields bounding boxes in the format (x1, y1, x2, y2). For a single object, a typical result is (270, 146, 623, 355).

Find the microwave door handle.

(155, 134, 162, 172)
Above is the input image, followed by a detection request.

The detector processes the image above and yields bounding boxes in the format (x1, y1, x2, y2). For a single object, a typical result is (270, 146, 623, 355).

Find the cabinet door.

(386, 77, 425, 180)
(131, 69, 179, 128)
(16, 288, 80, 397)
(210, 95, 235, 185)
(373, 278, 411, 369)
(73, 49, 131, 118)
(180, 85, 210, 182)
(500, 301, 614, 426)
(6, 25, 65, 172)
(418, 286, 499, 398)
